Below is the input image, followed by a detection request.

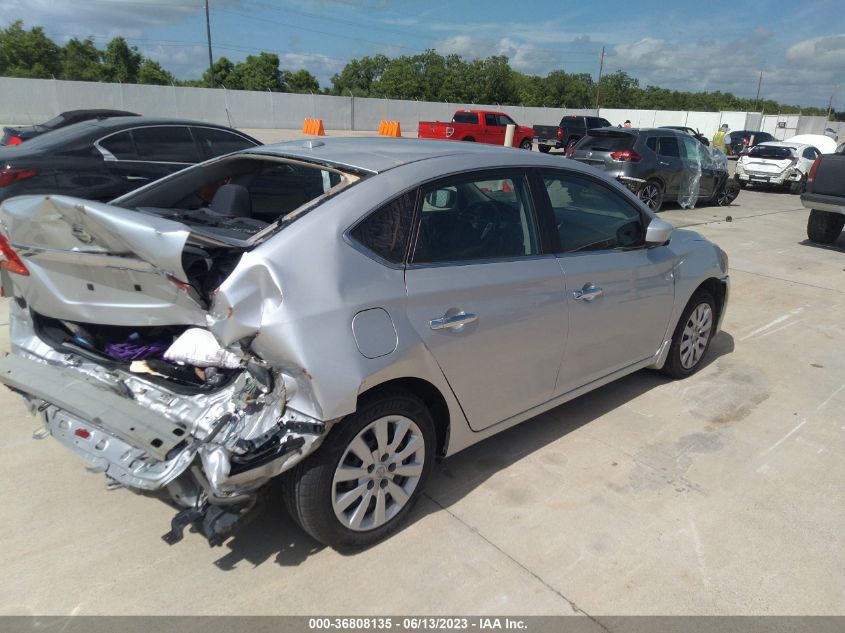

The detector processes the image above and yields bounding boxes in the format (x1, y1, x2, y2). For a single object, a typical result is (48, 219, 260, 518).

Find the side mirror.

(425, 189, 456, 209)
(645, 217, 673, 245)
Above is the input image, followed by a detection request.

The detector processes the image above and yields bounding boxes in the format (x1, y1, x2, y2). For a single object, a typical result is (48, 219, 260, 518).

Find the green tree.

(231, 52, 284, 91)
(0, 20, 62, 78)
(101, 37, 142, 83)
(284, 68, 319, 93)
(138, 59, 174, 85)
(597, 70, 640, 107)
(330, 54, 389, 96)
(61, 37, 101, 81)
(202, 56, 237, 88)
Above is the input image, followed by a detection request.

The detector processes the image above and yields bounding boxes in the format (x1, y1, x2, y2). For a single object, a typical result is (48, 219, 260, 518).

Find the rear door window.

(412, 173, 539, 264)
(132, 126, 200, 163)
(657, 137, 681, 157)
(99, 130, 137, 160)
(485, 114, 501, 127)
(452, 112, 478, 124)
(193, 127, 256, 158)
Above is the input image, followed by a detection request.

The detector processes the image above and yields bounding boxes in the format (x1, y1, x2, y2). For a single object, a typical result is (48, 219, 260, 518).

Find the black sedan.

(659, 126, 710, 146)
(0, 117, 260, 205)
(1, 109, 140, 146)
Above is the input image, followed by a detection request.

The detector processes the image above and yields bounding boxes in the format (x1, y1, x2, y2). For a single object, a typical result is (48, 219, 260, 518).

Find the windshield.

(748, 145, 794, 160)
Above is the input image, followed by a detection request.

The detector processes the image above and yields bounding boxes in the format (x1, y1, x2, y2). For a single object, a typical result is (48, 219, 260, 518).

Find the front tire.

(807, 209, 845, 244)
(538, 144, 551, 153)
(283, 391, 435, 551)
(637, 179, 664, 212)
(662, 291, 716, 379)
(519, 138, 533, 150)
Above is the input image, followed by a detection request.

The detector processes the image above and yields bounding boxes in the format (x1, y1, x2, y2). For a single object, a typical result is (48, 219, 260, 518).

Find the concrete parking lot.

(1, 182, 843, 616)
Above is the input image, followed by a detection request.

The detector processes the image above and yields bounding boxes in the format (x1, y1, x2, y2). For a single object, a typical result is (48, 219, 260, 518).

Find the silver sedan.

(0, 137, 729, 550)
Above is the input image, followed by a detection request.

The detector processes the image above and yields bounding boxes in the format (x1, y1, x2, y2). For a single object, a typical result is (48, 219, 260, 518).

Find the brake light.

(610, 149, 641, 162)
(0, 234, 29, 276)
(566, 146, 575, 156)
(0, 167, 38, 188)
(807, 157, 822, 183)
(556, 128, 563, 138)
(5, 135, 23, 146)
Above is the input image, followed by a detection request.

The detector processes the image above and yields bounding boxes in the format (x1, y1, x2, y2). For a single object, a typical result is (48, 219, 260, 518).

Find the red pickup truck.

(418, 110, 534, 149)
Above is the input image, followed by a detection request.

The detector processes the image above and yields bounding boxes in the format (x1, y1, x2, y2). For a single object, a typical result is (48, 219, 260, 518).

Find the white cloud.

(787, 34, 845, 69)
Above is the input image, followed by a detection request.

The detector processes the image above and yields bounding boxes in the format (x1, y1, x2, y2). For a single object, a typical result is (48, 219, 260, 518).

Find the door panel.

(555, 249, 675, 393)
(404, 171, 568, 431)
(405, 259, 568, 430)
(656, 136, 684, 196)
(537, 170, 676, 393)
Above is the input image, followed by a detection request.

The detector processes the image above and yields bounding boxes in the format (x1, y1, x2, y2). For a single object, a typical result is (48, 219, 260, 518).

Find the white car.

(735, 142, 821, 194)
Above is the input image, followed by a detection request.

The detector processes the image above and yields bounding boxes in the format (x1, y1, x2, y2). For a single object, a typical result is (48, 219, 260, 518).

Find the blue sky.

(1, 0, 843, 108)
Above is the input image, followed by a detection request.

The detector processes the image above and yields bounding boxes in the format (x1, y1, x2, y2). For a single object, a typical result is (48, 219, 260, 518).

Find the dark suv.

(569, 127, 739, 211)
(725, 130, 776, 157)
(533, 115, 612, 153)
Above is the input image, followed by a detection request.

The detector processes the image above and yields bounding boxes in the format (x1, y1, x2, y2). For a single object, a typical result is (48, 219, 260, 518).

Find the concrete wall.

(0, 77, 835, 143)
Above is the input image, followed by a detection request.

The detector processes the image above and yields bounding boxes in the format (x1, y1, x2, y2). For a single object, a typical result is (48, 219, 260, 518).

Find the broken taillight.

(0, 167, 38, 188)
(0, 234, 29, 276)
(807, 157, 822, 183)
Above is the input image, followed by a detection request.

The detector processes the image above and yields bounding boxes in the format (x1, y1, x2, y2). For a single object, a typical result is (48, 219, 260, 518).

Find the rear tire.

(283, 391, 435, 551)
(538, 145, 551, 153)
(637, 179, 664, 212)
(807, 209, 845, 244)
(663, 291, 717, 379)
(735, 177, 747, 189)
(789, 177, 806, 195)
(715, 179, 740, 206)
(519, 138, 533, 150)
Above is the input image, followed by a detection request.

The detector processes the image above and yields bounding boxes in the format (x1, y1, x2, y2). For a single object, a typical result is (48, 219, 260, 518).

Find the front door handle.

(572, 284, 603, 302)
(429, 312, 477, 330)
(125, 175, 150, 182)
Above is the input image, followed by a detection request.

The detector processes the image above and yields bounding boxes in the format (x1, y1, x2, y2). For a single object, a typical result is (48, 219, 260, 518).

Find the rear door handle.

(572, 284, 603, 302)
(125, 175, 150, 181)
(429, 312, 477, 330)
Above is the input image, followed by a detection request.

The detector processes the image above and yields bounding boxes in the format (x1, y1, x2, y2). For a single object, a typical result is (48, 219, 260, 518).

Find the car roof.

(244, 136, 605, 174)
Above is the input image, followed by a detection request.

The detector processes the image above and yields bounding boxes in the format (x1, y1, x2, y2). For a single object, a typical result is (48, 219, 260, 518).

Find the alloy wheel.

(639, 183, 661, 209)
(717, 186, 738, 206)
(331, 415, 425, 531)
(680, 303, 713, 369)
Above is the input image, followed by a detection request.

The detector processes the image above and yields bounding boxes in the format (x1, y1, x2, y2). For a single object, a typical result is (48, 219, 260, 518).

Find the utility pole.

(594, 46, 605, 109)
(754, 71, 763, 110)
(204, 0, 215, 88)
(827, 85, 837, 120)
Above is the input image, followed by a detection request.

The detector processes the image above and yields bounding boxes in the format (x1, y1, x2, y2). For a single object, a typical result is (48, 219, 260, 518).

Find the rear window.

(452, 112, 478, 124)
(578, 133, 634, 152)
(560, 117, 584, 128)
(748, 145, 794, 160)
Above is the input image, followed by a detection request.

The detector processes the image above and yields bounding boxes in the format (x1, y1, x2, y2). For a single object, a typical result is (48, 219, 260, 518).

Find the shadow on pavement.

(213, 331, 735, 568)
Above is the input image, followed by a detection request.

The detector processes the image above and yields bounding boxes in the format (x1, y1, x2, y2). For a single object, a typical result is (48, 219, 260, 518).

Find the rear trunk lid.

(1, 194, 208, 326)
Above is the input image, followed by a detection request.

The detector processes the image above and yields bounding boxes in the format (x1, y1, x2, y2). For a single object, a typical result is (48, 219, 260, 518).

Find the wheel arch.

(357, 377, 451, 457)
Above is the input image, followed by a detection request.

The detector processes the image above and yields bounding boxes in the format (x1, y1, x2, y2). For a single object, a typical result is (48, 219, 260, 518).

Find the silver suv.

(570, 128, 739, 211)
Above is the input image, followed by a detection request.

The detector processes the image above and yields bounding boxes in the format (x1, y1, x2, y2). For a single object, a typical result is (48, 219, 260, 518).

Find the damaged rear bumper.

(0, 310, 333, 507)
